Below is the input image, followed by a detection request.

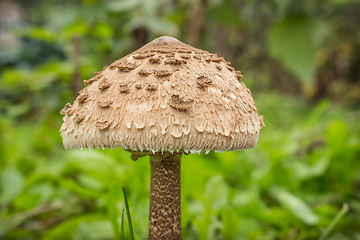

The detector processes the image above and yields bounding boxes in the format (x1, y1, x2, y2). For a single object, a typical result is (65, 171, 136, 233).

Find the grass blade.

(120, 209, 125, 240)
(122, 187, 134, 240)
(319, 203, 349, 240)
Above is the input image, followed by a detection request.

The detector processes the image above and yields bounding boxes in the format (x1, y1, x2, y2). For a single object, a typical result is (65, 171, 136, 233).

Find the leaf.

(1, 68, 22, 86)
(187, 199, 204, 217)
(209, 0, 240, 26)
(0, 167, 24, 206)
(268, 14, 324, 86)
(42, 214, 106, 240)
(77, 174, 104, 192)
(1, 125, 34, 165)
(319, 203, 349, 240)
(23, 27, 56, 42)
(287, 154, 330, 180)
(236, 218, 262, 239)
(6, 101, 31, 118)
(93, 22, 113, 39)
(58, 178, 100, 199)
(305, 99, 331, 127)
(203, 175, 229, 211)
(206, 216, 223, 240)
(220, 208, 241, 240)
(326, 120, 348, 150)
(193, 176, 229, 240)
(48, 219, 113, 240)
(65, 21, 88, 38)
(106, 0, 140, 12)
(65, 150, 125, 185)
(88, 220, 114, 240)
(13, 183, 55, 209)
(269, 185, 319, 225)
(232, 184, 259, 208)
(86, 220, 113, 240)
(71, 222, 90, 240)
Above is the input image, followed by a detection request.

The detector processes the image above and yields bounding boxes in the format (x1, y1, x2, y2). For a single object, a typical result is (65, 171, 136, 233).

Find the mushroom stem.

(149, 152, 182, 240)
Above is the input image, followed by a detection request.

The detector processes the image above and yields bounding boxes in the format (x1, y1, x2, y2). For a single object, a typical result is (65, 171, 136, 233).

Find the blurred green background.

(1, 0, 360, 239)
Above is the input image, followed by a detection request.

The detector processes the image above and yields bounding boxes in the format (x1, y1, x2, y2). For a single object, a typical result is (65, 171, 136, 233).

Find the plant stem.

(319, 203, 349, 240)
(72, 35, 81, 97)
(149, 152, 182, 240)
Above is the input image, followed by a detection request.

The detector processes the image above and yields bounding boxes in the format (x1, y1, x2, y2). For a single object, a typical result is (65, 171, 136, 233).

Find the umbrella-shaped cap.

(60, 36, 264, 153)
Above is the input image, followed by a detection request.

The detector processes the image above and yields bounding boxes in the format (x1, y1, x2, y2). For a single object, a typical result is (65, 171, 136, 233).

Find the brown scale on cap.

(146, 84, 159, 91)
(66, 108, 75, 116)
(168, 94, 194, 110)
(108, 60, 120, 70)
(148, 56, 162, 64)
(204, 55, 223, 63)
(73, 114, 85, 123)
(60, 103, 73, 115)
(133, 52, 155, 59)
(97, 100, 112, 108)
(153, 69, 172, 78)
(119, 84, 130, 93)
(95, 120, 110, 130)
(135, 83, 142, 89)
(76, 90, 89, 103)
(165, 53, 175, 58)
(259, 115, 265, 127)
(211, 57, 223, 63)
(226, 66, 235, 72)
(138, 69, 152, 76)
(179, 54, 191, 59)
(117, 61, 140, 72)
(215, 64, 222, 70)
(164, 58, 184, 65)
(84, 73, 102, 85)
(98, 77, 111, 90)
(204, 57, 212, 63)
(177, 49, 192, 53)
(197, 75, 212, 88)
(193, 54, 202, 60)
(235, 71, 243, 81)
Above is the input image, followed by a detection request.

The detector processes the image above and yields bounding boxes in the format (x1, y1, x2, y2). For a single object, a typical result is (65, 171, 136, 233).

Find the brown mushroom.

(60, 36, 264, 240)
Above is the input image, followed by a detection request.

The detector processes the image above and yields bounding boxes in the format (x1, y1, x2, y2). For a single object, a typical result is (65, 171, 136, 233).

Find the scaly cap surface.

(60, 36, 264, 153)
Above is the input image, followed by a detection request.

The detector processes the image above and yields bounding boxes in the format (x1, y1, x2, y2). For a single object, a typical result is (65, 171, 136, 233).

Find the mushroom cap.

(60, 36, 264, 153)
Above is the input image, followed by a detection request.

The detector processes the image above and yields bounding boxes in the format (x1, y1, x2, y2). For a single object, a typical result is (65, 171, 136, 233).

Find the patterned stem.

(149, 154, 182, 240)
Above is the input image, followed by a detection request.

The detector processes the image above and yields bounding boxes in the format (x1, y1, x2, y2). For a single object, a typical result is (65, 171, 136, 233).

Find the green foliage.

(320, 203, 349, 240)
(269, 185, 319, 225)
(268, 14, 325, 86)
(0, 167, 25, 206)
(209, 0, 240, 26)
(1, 0, 360, 239)
(1, 91, 360, 239)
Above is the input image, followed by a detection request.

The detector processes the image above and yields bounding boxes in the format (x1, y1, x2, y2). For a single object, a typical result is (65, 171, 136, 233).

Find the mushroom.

(60, 36, 264, 240)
